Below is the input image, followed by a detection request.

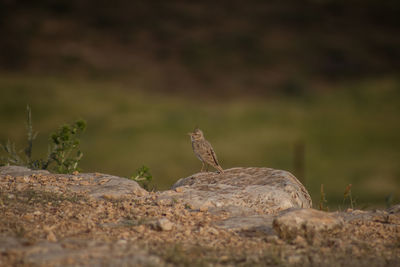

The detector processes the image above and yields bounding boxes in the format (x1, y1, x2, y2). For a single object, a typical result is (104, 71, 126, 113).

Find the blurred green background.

(1, 0, 399, 209)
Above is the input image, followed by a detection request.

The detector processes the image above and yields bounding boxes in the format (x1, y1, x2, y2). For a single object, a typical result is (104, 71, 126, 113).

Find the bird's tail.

(216, 165, 224, 174)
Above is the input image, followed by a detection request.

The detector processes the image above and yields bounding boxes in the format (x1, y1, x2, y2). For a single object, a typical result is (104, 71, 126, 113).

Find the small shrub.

(46, 120, 86, 173)
(0, 105, 86, 174)
(130, 165, 152, 190)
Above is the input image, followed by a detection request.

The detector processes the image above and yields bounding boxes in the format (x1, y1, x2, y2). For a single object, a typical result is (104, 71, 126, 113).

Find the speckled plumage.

(189, 128, 224, 173)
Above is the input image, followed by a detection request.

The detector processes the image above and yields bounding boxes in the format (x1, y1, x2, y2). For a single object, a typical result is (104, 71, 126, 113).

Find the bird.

(188, 128, 224, 173)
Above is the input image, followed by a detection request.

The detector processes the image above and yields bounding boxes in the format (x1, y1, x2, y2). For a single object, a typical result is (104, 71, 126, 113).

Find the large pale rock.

(273, 208, 344, 241)
(160, 167, 312, 215)
(0, 166, 147, 199)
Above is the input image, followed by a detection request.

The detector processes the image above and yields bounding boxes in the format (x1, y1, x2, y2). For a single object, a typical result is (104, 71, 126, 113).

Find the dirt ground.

(1, 172, 399, 266)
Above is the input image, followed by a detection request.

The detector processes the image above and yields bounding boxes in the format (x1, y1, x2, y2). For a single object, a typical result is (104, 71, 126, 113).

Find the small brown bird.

(188, 128, 224, 173)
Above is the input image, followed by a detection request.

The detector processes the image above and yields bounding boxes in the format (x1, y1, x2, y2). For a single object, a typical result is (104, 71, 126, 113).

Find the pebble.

(175, 187, 183, 193)
(156, 218, 174, 231)
(46, 231, 57, 242)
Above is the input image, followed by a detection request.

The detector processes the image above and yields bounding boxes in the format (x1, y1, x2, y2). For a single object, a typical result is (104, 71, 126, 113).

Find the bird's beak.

(187, 132, 192, 136)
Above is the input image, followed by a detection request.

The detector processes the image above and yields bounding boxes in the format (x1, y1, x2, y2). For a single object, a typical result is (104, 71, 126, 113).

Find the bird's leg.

(201, 162, 205, 172)
(206, 164, 209, 172)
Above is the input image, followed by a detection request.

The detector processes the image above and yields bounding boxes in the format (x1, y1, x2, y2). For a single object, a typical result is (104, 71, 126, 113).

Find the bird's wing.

(205, 141, 219, 166)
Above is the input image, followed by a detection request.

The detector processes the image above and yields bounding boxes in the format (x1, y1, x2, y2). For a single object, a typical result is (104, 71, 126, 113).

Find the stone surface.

(68, 172, 148, 198)
(273, 208, 344, 241)
(153, 218, 174, 231)
(0, 165, 147, 199)
(1, 166, 399, 266)
(215, 215, 275, 235)
(160, 167, 312, 215)
(0, 165, 49, 176)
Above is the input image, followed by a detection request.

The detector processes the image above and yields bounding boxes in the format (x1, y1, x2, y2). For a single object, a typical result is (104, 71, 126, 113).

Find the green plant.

(0, 105, 86, 173)
(46, 120, 86, 173)
(130, 165, 152, 190)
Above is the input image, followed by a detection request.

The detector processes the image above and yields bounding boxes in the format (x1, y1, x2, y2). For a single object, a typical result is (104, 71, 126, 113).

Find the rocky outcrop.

(0, 165, 147, 199)
(159, 167, 312, 215)
(1, 166, 399, 266)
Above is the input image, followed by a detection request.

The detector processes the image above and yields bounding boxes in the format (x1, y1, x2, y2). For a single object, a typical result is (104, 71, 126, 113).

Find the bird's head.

(188, 128, 204, 140)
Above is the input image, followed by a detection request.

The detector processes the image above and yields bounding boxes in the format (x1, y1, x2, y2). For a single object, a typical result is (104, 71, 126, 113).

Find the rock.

(388, 204, 400, 214)
(0, 165, 49, 176)
(152, 218, 174, 231)
(174, 187, 183, 193)
(292, 235, 307, 247)
(215, 215, 275, 235)
(287, 254, 303, 264)
(160, 167, 312, 216)
(338, 209, 387, 222)
(46, 231, 57, 242)
(66, 172, 148, 199)
(273, 208, 344, 242)
(0, 166, 148, 199)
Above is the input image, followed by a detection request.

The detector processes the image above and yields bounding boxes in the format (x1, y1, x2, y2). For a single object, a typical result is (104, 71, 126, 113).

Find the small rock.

(23, 213, 34, 221)
(292, 235, 307, 247)
(16, 183, 27, 191)
(102, 194, 115, 200)
(46, 231, 57, 242)
(273, 208, 343, 242)
(79, 180, 91, 186)
(98, 179, 110, 185)
(352, 209, 367, 215)
(198, 201, 212, 212)
(199, 206, 208, 212)
(134, 225, 146, 233)
(219, 255, 229, 262)
(266, 235, 279, 243)
(175, 187, 183, 193)
(287, 254, 303, 264)
(208, 227, 219, 235)
(116, 239, 128, 245)
(155, 218, 174, 231)
(266, 235, 280, 244)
